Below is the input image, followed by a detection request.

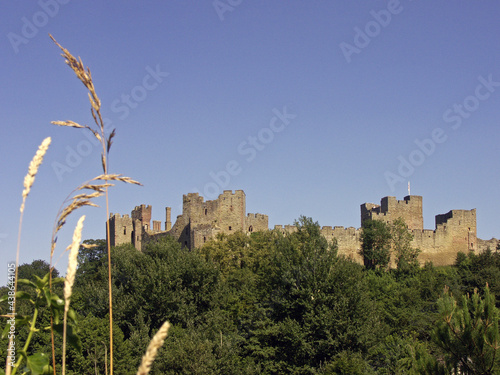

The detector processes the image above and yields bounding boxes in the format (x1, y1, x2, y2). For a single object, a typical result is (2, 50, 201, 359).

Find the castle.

(107, 190, 499, 266)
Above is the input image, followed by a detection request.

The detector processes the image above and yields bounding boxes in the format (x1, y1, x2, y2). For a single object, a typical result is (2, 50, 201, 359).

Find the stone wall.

(361, 196, 423, 230)
(108, 213, 133, 247)
(107, 192, 495, 267)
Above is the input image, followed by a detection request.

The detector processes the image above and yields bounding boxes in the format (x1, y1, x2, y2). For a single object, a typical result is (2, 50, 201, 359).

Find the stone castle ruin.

(107, 190, 499, 266)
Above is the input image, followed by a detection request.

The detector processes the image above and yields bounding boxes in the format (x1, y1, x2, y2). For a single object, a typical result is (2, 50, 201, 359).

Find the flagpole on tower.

(408, 181, 411, 196)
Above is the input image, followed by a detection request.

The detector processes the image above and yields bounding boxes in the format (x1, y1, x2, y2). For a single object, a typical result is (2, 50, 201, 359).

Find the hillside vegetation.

(2, 217, 500, 374)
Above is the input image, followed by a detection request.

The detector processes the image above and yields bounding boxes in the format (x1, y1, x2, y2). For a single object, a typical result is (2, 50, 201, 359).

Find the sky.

(1, 1, 499, 283)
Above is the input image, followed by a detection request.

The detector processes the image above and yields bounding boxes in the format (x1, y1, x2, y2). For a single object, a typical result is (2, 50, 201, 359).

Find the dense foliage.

(2, 217, 500, 374)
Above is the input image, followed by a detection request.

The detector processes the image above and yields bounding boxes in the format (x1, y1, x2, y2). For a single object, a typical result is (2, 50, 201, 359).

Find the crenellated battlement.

(361, 195, 423, 231)
(107, 191, 493, 266)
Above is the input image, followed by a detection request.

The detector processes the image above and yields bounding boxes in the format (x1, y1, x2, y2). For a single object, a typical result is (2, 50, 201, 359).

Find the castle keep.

(108, 190, 268, 251)
(107, 191, 498, 266)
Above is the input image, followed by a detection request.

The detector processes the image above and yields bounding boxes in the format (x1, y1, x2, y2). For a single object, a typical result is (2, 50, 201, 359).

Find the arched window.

(249, 226, 253, 232)
(205, 208, 208, 215)
(229, 226, 232, 231)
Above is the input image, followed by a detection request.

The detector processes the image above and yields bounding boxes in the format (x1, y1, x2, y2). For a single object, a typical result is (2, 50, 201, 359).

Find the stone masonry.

(108, 190, 268, 251)
(107, 191, 499, 266)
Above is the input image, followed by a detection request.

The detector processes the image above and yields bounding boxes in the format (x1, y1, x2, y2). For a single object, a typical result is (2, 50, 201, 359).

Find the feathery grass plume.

(6, 137, 52, 375)
(63, 215, 85, 306)
(20, 137, 51, 213)
(50, 35, 142, 375)
(62, 215, 85, 375)
(136, 321, 172, 375)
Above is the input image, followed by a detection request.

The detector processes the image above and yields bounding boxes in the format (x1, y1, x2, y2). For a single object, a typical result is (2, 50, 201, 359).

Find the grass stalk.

(62, 216, 85, 375)
(49, 34, 140, 374)
(5, 137, 51, 375)
(136, 321, 171, 375)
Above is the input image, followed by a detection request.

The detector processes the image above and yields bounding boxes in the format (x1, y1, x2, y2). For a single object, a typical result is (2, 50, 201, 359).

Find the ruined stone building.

(107, 190, 268, 251)
(107, 191, 499, 266)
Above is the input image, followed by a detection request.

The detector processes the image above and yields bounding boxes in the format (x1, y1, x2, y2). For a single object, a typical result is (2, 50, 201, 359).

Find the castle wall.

(246, 213, 269, 233)
(131, 219, 142, 251)
(137, 190, 265, 250)
(215, 190, 246, 233)
(191, 224, 220, 249)
(478, 238, 500, 252)
(320, 226, 363, 263)
(107, 192, 492, 268)
(132, 204, 152, 230)
(361, 196, 423, 231)
(108, 213, 133, 247)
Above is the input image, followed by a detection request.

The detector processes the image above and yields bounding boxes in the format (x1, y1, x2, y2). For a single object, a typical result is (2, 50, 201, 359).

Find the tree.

(199, 231, 251, 275)
(433, 284, 500, 374)
(244, 217, 381, 373)
(391, 218, 421, 273)
(76, 239, 107, 277)
(360, 219, 392, 270)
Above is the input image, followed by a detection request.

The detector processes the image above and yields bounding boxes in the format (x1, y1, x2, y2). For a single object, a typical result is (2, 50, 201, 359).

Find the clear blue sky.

(1, 1, 499, 282)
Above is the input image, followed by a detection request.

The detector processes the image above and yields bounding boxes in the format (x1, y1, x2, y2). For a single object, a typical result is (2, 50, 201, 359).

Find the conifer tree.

(433, 284, 500, 374)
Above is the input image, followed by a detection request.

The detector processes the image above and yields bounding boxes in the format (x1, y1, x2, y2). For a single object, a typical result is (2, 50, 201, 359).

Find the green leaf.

(1, 316, 31, 339)
(51, 277, 65, 285)
(17, 278, 37, 288)
(43, 288, 51, 307)
(33, 273, 50, 289)
(50, 294, 64, 308)
(52, 323, 82, 351)
(67, 307, 77, 324)
(26, 353, 50, 375)
(15, 291, 33, 301)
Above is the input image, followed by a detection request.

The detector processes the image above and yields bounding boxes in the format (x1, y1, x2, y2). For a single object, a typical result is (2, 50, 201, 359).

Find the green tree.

(199, 231, 251, 275)
(360, 219, 392, 270)
(433, 284, 500, 374)
(65, 313, 133, 375)
(244, 217, 381, 373)
(76, 239, 107, 277)
(391, 218, 421, 273)
(455, 249, 500, 306)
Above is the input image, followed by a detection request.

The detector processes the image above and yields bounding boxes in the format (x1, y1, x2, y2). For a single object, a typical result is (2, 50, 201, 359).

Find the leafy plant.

(0, 273, 79, 375)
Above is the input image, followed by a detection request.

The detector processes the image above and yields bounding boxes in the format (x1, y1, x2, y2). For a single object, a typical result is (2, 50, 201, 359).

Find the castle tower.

(107, 213, 133, 247)
(435, 209, 477, 252)
(131, 204, 152, 231)
(361, 195, 423, 230)
(165, 207, 172, 231)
